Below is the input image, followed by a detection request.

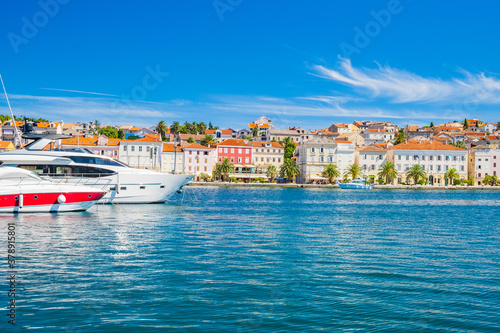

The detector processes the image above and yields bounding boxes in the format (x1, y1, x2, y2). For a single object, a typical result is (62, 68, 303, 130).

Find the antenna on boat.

(0, 74, 22, 149)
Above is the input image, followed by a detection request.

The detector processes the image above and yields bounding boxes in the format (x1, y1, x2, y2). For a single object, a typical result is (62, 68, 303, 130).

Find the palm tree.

(444, 168, 459, 185)
(406, 164, 427, 185)
(344, 164, 362, 180)
(378, 162, 398, 184)
(217, 158, 235, 182)
(280, 158, 299, 183)
(197, 122, 207, 134)
(322, 164, 340, 183)
(170, 121, 180, 134)
(266, 165, 278, 183)
(156, 120, 167, 141)
(201, 134, 214, 147)
(251, 126, 259, 137)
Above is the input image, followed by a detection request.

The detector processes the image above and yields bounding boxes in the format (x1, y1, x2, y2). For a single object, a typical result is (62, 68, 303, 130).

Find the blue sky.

(1, 0, 500, 130)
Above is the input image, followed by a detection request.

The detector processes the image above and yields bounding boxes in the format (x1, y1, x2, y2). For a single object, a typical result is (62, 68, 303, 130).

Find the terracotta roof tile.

(392, 140, 465, 151)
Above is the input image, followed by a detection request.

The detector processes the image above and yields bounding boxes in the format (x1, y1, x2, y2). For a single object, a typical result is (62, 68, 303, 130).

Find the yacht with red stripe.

(0, 167, 106, 213)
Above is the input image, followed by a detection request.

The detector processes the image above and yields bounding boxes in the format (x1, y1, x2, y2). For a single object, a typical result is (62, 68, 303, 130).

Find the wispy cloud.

(313, 58, 500, 104)
(40, 88, 119, 97)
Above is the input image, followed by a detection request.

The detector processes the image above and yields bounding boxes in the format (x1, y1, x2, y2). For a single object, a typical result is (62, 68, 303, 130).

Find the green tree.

(266, 165, 278, 182)
(201, 134, 214, 147)
(170, 121, 180, 134)
(394, 130, 405, 144)
(378, 162, 398, 184)
(344, 164, 362, 180)
(406, 164, 427, 185)
(251, 126, 259, 137)
(450, 141, 466, 149)
(322, 164, 340, 183)
(197, 122, 207, 134)
(463, 118, 469, 130)
(199, 173, 211, 182)
(217, 158, 235, 182)
(280, 137, 296, 160)
(156, 120, 168, 141)
(117, 129, 125, 139)
(430, 121, 434, 128)
(483, 174, 498, 186)
(97, 126, 119, 138)
(280, 158, 299, 183)
(444, 168, 459, 185)
(187, 137, 195, 144)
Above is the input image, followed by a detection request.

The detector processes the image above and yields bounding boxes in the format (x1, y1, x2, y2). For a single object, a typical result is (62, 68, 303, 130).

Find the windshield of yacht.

(65, 155, 130, 167)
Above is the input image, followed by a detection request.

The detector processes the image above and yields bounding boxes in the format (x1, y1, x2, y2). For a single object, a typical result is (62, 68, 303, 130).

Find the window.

(238, 148, 242, 154)
(219, 148, 222, 153)
(437, 165, 441, 171)
(204, 159, 207, 163)
(429, 165, 433, 171)
(123, 146, 127, 151)
(453, 156, 457, 161)
(114, 151, 117, 156)
(320, 156, 324, 162)
(320, 148, 324, 153)
(406, 155, 409, 161)
(328, 156, 333, 162)
(437, 156, 442, 161)
(139, 146, 142, 152)
(462, 156, 465, 161)
(311, 156, 315, 162)
(147, 147, 150, 152)
(230, 158, 234, 163)
(189, 151, 192, 155)
(311, 147, 316, 153)
(231, 148, 234, 153)
(422, 156, 425, 161)
(446, 156, 450, 161)
(140, 186, 146, 190)
(461, 165, 465, 172)
(398, 155, 401, 160)
(430, 156, 433, 161)
(238, 157, 242, 163)
(224, 148, 228, 153)
(245, 158, 249, 163)
(131, 146, 135, 152)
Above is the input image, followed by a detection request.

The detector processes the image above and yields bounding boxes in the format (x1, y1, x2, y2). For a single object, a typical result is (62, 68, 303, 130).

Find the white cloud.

(313, 58, 500, 104)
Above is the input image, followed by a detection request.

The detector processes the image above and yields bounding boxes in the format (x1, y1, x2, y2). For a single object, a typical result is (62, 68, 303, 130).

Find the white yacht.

(337, 178, 372, 190)
(0, 134, 193, 204)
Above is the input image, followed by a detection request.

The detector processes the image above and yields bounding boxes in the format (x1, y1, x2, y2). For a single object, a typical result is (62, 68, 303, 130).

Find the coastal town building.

(356, 145, 387, 180)
(491, 149, 500, 177)
(266, 127, 312, 143)
(161, 143, 184, 174)
(405, 126, 434, 140)
(62, 122, 95, 137)
(251, 141, 284, 172)
(296, 137, 337, 184)
(363, 129, 395, 145)
(336, 132, 364, 148)
(119, 137, 162, 170)
(328, 123, 359, 134)
(0, 141, 15, 152)
(183, 143, 215, 179)
(391, 140, 468, 186)
(468, 146, 492, 185)
(335, 139, 356, 176)
(205, 129, 233, 142)
(478, 122, 497, 134)
(1, 120, 23, 146)
(60, 135, 121, 158)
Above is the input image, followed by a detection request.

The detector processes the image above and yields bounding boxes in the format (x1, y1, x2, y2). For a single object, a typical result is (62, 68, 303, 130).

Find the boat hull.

(338, 183, 371, 190)
(0, 191, 106, 213)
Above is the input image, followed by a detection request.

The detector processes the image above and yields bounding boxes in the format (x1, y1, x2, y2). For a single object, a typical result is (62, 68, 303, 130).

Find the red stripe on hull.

(0, 192, 106, 208)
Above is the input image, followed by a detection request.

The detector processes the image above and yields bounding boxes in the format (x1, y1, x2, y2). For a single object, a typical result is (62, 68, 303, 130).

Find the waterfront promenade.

(189, 182, 500, 190)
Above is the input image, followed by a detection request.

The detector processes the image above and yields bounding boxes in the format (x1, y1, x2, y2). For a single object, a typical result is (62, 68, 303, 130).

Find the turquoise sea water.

(1, 187, 499, 332)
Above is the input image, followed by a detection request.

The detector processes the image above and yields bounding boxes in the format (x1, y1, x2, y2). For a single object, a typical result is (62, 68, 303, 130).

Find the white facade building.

(468, 146, 491, 185)
(357, 146, 387, 179)
(392, 140, 468, 186)
(183, 143, 215, 179)
(296, 137, 337, 184)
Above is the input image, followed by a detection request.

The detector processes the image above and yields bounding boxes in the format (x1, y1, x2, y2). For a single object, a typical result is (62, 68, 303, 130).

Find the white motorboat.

(0, 167, 106, 213)
(0, 134, 194, 204)
(337, 178, 371, 190)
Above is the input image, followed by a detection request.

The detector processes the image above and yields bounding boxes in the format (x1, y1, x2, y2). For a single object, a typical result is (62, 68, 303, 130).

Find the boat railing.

(42, 173, 114, 190)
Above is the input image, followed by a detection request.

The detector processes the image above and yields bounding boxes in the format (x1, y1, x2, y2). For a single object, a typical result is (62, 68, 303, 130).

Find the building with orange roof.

(405, 125, 434, 140)
(0, 141, 15, 151)
(215, 139, 253, 165)
(160, 143, 184, 173)
(468, 145, 492, 185)
(296, 137, 346, 184)
(205, 129, 234, 142)
(391, 140, 468, 185)
(62, 122, 95, 137)
(183, 143, 216, 179)
(356, 145, 388, 180)
(363, 128, 395, 145)
(266, 127, 312, 143)
(328, 123, 359, 134)
(60, 135, 121, 159)
(1, 120, 24, 147)
(478, 122, 498, 134)
(250, 141, 284, 171)
(119, 137, 162, 170)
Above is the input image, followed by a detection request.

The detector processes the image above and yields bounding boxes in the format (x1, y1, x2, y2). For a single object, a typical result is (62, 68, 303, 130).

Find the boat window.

(17, 164, 117, 177)
(65, 155, 129, 167)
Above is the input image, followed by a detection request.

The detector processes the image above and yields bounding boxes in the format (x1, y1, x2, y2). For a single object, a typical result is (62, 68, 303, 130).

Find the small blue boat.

(337, 178, 371, 190)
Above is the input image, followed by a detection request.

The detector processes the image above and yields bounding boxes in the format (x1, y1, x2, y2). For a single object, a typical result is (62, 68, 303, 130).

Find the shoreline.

(188, 182, 500, 190)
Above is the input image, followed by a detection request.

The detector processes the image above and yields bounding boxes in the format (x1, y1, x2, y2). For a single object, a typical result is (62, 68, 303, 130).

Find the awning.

(310, 175, 328, 180)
